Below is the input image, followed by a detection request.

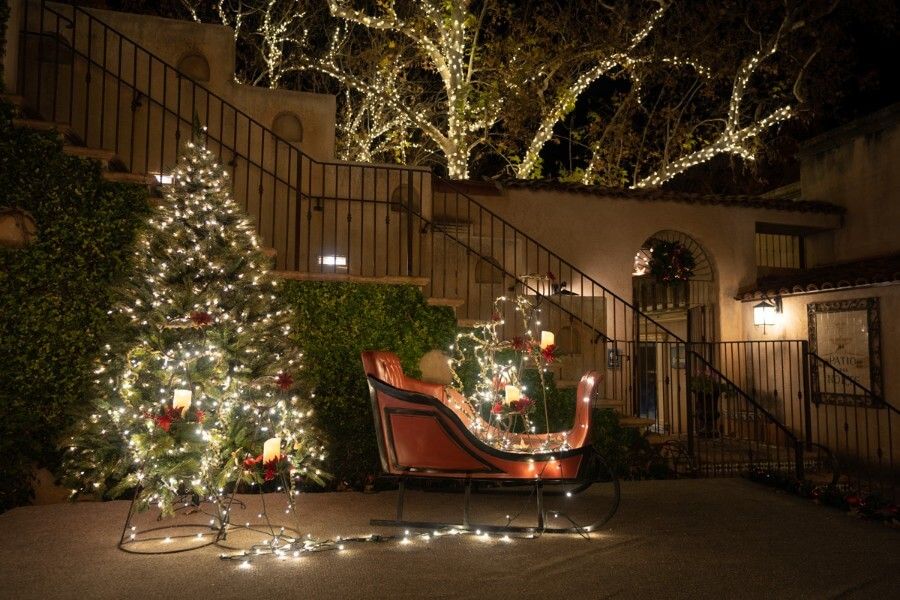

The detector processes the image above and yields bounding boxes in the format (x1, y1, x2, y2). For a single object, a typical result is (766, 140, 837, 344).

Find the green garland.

(0, 101, 150, 511)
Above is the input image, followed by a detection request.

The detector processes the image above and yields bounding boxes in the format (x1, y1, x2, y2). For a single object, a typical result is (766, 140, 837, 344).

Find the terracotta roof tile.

(497, 178, 845, 215)
(736, 253, 900, 300)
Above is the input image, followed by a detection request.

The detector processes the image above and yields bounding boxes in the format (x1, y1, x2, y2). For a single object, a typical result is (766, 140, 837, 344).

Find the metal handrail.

(807, 351, 893, 411)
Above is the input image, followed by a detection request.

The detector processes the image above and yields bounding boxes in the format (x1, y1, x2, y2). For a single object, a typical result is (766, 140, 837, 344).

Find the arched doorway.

(631, 231, 717, 419)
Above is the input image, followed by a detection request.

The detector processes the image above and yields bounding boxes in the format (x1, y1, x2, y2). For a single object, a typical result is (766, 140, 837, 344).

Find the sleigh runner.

(363, 351, 620, 534)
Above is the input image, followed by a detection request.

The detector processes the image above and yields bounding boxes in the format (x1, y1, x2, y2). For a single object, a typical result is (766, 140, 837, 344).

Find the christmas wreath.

(647, 238, 696, 283)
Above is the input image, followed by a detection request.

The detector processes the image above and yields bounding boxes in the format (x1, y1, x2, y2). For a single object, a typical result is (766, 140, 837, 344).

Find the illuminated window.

(317, 254, 348, 269)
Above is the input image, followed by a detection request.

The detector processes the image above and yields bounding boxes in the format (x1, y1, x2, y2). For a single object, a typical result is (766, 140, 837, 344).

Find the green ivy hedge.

(282, 281, 457, 486)
(0, 102, 150, 511)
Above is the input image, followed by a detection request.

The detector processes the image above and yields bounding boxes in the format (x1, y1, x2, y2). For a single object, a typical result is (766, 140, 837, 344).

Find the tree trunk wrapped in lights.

(62, 133, 326, 516)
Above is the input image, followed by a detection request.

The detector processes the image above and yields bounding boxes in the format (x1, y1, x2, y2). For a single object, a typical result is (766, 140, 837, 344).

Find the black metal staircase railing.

(17, 0, 807, 479)
(710, 340, 896, 499)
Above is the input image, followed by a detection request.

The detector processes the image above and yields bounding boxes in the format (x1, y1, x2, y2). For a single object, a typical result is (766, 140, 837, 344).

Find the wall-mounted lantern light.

(753, 296, 782, 334)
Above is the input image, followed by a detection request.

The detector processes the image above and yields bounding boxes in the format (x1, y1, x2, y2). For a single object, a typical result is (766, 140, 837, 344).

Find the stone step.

(101, 171, 156, 185)
(457, 318, 481, 328)
(645, 433, 683, 446)
(618, 416, 656, 429)
(427, 297, 465, 309)
(2, 94, 27, 108)
(62, 145, 118, 164)
(271, 271, 430, 287)
(11, 118, 75, 140)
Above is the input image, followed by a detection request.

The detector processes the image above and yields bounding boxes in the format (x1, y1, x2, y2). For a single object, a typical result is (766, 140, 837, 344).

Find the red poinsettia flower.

(155, 414, 173, 432)
(511, 336, 526, 351)
(275, 372, 294, 390)
(513, 397, 534, 414)
(194, 410, 205, 424)
(243, 454, 263, 469)
(263, 459, 279, 482)
(541, 344, 557, 363)
(491, 402, 504, 415)
(190, 311, 213, 326)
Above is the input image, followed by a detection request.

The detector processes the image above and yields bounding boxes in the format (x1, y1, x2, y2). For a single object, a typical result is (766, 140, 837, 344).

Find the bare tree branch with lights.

(171, 0, 842, 187)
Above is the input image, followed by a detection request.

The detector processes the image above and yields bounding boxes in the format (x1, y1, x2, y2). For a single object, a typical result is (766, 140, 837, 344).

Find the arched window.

(271, 112, 303, 142)
(389, 184, 421, 212)
(177, 52, 210, 82)
(36, 33, 73, 65)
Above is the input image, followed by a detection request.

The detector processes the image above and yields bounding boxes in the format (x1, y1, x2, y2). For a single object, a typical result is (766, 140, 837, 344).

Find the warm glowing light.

(539, 331, 554, 350)
(263, 437, 282, 463)
(173, 389, 192, 414)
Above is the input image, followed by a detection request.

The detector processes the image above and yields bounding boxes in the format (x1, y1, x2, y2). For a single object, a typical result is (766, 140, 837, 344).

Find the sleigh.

(362, 351, 620, 534)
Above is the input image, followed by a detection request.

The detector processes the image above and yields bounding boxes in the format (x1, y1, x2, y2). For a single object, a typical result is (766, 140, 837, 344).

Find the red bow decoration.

(243, 454, 264, 469)
(190, 311, 213, 326)
(264, 460, 279, 482)
(511, 336, 527, 351)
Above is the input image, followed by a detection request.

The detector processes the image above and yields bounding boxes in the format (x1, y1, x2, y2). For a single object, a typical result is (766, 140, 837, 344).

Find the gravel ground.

(0, 478, 897, 599)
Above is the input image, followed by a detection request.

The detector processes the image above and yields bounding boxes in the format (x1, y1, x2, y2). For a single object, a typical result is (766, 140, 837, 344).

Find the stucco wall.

(55, 3, 337, 160)
(740, 285, 900, 407)
(799, 105, 900, 264)
(470, 187, 842, 342)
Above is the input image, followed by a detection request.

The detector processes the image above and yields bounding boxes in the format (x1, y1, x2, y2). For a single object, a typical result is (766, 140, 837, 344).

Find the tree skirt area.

(0, 479, 897, 599)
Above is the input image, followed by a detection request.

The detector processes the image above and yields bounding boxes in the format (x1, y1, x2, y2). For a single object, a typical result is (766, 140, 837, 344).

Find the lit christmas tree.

(63, 132, 325, 518)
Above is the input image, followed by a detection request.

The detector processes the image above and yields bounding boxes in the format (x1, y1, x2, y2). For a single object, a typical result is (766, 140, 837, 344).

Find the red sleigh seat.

(362, 351, 599, 481)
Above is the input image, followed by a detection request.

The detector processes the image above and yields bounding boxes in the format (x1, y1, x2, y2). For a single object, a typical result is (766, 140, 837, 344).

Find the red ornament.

(491, 402, 504, 415)
(190, 311, 213, 326)
(541, 344, 557, 364)
(275, 372, 294, 390)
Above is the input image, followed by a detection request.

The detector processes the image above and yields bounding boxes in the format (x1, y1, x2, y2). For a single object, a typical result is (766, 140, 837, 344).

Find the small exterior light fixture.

(753, 296, 782, 334)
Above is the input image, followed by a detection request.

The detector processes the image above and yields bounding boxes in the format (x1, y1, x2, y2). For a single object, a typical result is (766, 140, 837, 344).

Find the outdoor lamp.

(753, 297, 782, 334)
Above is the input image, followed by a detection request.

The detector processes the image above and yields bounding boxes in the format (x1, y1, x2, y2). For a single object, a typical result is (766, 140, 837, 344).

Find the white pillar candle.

(173, 389, 192, 414)
(540, 331, 555, 349)
(263, 437, 282, 463)
(504, 385, 521, 405)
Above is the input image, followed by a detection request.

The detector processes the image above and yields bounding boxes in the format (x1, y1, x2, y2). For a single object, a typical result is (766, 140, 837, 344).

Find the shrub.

(281, 281, 457, 486)
(0, 102, 149, 511)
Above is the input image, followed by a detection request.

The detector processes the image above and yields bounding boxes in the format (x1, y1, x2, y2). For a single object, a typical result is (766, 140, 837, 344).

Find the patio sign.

(807, 298, 882, 406)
